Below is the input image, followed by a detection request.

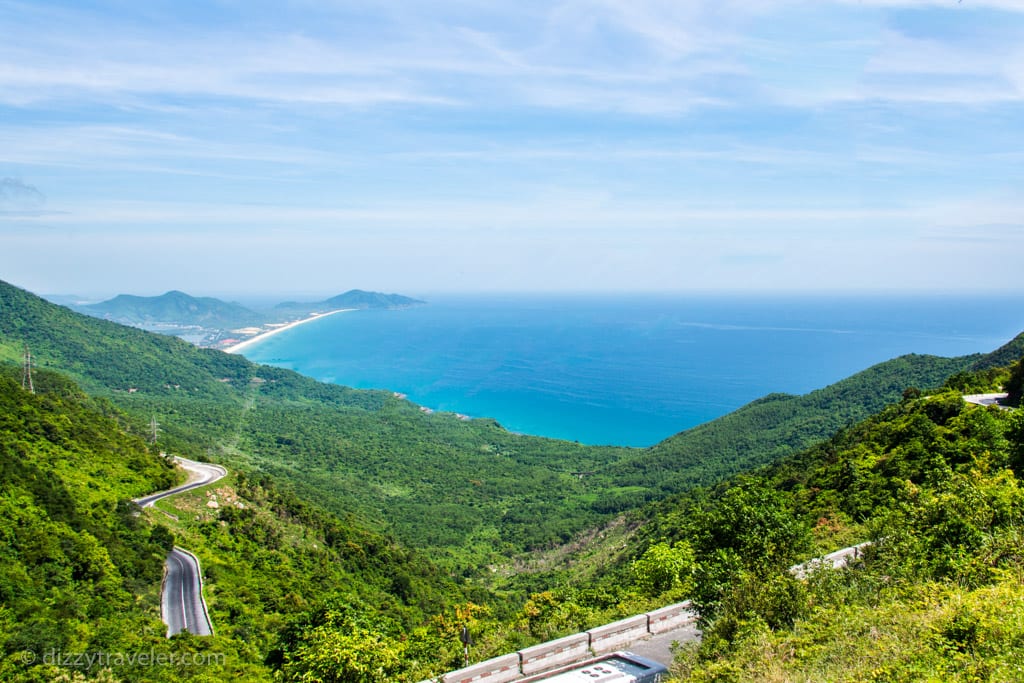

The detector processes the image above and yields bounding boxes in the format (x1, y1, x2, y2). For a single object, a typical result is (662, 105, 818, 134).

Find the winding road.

(963, 392, 1011, 409)
(135, 457, 226, 637)
(135, 457, 227, 508)
(163, 547, 214, 636)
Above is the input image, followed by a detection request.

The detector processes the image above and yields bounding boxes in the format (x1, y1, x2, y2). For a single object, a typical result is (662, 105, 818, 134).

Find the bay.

(239, 294, 1024, 447)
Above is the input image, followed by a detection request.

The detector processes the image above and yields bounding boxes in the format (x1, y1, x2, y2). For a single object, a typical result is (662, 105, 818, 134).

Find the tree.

(274, 603, 408, 683)
(1007, 359, 1024, 406)
(632, 541, 695, 597)
(688, 479, 809, 622)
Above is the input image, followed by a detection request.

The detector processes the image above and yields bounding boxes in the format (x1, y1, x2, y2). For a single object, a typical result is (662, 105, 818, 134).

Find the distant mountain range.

(273, 289, 425, 316)
(64, 288, 425, 345)
(78, 290, 263, 329)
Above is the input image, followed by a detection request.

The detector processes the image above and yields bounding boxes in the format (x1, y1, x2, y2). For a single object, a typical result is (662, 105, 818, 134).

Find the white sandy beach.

(223, 309, 353, 354)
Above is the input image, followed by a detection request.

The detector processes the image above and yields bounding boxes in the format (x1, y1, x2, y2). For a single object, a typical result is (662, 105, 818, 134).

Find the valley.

(2, 278, 1023, 681)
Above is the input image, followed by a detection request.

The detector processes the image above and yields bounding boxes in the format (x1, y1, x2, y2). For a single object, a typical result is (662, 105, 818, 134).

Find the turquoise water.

(240, 294, 1024, 447)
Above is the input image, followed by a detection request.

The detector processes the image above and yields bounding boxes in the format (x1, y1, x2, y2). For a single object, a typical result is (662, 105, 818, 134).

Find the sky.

(1, 0, 1023, 299)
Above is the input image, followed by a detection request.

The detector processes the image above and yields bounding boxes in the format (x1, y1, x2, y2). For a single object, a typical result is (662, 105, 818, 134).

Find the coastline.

(223, 309, 353, 354)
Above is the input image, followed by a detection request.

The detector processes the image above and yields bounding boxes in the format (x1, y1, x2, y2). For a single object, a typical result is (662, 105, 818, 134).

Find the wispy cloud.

(1, 0, 1022, 294)
(1, 0, 1020, 114)
(0, 176, 44, 204)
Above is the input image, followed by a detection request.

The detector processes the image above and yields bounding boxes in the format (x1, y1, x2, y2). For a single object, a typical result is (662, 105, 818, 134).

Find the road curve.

(163, 547, 214, 636)
(135, 457, 226, 637)
(963, 393, 1010, 409)
(134, 457, 228, 508)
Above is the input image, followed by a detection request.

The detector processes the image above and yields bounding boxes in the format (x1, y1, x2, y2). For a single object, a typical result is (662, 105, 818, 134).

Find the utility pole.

(22, 344, 34, 394)
(460, 625, 473, 667)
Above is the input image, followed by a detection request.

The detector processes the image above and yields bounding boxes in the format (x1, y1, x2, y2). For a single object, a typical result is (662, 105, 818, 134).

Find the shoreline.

(223, 309, 354, 354)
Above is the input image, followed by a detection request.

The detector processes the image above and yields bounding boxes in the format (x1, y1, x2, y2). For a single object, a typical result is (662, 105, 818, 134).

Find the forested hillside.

(3, 276, 1024, 680)
(0, 367, 225, 681)
(616, 348, 1018, 495)
(605, 362, 1024, 681)
(0, 366, 480, 682)
(78, 290, 263, 329)
(2, 278, 1000, 574)
(1, 280, 640, 567)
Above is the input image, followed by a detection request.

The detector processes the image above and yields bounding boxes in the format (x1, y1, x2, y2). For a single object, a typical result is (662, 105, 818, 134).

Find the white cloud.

(1, 0, 1022, 294)
(1, 0, 1020, 114)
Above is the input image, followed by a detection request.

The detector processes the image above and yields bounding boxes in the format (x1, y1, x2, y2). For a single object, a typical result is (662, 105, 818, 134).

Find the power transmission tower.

(22, 344, 34, 394)
(149, 415, 160, 443)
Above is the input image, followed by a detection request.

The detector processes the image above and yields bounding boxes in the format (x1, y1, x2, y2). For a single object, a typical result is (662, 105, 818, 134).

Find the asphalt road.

(134, 457, 227, 508)
(625, 618, 702, 666)
(963, 392, 1011, 409)
(135, 457, 226, 637)
(163, 547, 214, 636)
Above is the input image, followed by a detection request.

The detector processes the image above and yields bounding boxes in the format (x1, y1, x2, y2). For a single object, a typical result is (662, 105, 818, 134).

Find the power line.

(22, 344, 34, 394)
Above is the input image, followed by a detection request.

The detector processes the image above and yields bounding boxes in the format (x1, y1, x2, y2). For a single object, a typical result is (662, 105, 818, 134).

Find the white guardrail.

(424, 601, 697, 683)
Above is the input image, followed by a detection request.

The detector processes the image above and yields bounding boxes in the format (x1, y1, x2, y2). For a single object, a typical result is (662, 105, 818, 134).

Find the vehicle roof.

(528, 653, 663, 682)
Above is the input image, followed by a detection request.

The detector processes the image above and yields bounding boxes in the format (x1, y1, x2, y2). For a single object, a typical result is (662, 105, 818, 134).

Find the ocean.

(239, 294, 1024, 447)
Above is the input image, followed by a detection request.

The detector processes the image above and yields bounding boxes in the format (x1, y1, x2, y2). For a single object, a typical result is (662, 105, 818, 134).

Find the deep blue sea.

(239, 294, 1024, 447)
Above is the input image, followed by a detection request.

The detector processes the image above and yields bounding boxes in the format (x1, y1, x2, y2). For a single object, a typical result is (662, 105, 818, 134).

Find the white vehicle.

(520, 651, 668, 682)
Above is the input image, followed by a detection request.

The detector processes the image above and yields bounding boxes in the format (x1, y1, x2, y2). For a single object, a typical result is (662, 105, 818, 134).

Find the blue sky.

(1, 0, 1022, 298)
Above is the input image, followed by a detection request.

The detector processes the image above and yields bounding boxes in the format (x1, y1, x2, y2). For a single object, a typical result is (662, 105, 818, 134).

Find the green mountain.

(0, 279, 633, 565)
(502, 358, 1024, 680)
(4, 276, 1024, 680)
(610, 352, 988, 495)
(1, 278, 1014, 571)
(626, 361, 1024, 681)
(325, 288, 425, 309)
(78, 290, 263, 329)
(0, 366, 469, 682)
(0, 368, 185, 681)
(273, 288, 425, 316)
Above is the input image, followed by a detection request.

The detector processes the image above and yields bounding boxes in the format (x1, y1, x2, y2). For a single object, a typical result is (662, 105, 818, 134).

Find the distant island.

(274, 289, 425, 316)
(63, 288, 425, 348)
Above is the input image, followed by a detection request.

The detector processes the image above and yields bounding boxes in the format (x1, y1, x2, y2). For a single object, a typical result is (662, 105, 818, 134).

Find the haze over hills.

(78, 289, 263, 328)
(275, 288, 426, 314)
(65, 287, 426, 347)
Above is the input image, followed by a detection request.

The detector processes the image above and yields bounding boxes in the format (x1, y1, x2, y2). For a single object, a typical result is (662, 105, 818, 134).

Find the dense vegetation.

(3, 279, 997, 573)
(613, 346, 1020, 495)
(0, 367, 211, 682)
(4, 277, 1024, 680)
(596, 362, 1024, 681)
(0, 366, 484, 682)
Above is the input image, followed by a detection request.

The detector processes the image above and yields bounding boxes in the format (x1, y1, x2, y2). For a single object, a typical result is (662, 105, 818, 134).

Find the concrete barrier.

(442, 653, 522, 683)
(646, 601, 696, 635)
(429, 600, 698, 682)
(587, 614, 649, 654)
(518, 632, 590, 676)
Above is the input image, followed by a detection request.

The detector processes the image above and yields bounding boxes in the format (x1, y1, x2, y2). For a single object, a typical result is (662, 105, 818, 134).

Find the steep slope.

(0, 368, 208, 681)
(969, 329, 1024, 370)
(0, 366, 469, 682)
(3, 278, 1018, 574)
(609, 361, 1024, 680)
(0, 279, 635, 566)
(607, 352, 987, 494)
